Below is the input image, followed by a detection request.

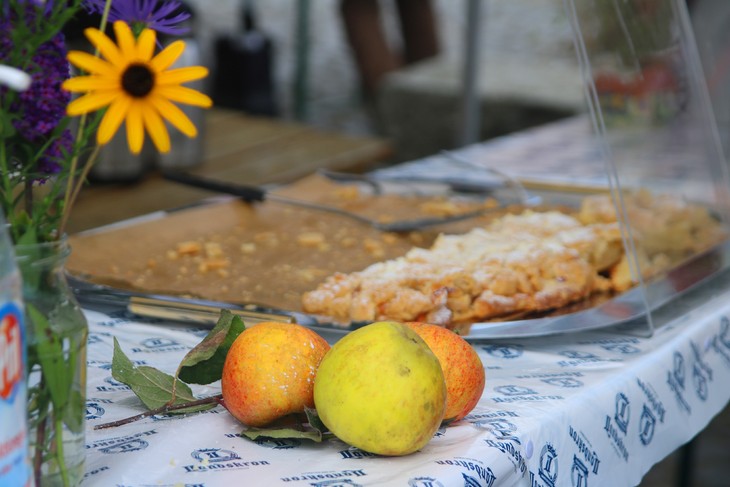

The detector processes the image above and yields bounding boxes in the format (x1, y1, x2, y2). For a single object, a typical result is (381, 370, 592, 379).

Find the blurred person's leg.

(340, 0, 400, 97)
(395, 0, 439, 65)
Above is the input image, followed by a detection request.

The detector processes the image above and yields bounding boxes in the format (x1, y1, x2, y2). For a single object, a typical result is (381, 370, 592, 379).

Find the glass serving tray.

(72, 239, 730, 342)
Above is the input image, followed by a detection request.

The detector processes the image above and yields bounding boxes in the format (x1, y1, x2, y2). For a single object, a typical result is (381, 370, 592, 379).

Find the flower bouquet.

(0, 1, 211, 485)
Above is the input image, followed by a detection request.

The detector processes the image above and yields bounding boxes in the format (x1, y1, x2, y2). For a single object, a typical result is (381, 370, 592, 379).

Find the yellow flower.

(62, 21, 212, 154)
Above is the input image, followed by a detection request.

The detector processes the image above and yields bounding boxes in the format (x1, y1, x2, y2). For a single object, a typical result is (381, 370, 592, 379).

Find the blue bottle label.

(0, 302, 31, 486)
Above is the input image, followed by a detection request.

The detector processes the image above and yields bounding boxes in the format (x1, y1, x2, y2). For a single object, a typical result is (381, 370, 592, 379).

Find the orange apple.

(221, 321, 330, 427)
(404, 322, 485, 422)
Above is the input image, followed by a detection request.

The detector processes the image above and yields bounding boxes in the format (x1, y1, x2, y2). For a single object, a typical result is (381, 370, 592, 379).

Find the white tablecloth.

(80, 273, 730, 486)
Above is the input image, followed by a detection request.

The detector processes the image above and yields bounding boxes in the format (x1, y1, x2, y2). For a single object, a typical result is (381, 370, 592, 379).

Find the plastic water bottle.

(0, 211, 31, 487)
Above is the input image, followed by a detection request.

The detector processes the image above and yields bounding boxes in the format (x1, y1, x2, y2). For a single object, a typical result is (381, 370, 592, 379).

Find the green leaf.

(111, 338, 212, 414)
(304, 407, 328, 434)
(27, 304, 71, 409)
(177, 310, 246, 385)
(238, 411, 335, 443)
(241, 425, 326, 443)
(64, 390, 85, 433)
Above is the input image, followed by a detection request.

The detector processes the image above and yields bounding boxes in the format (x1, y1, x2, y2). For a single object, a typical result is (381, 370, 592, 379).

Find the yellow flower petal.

(142, 106, 171, 153)
(126, 102, 145, 154)
(114, 21, 137, 60)
(84, 27, 124, 67)
(97, 96, 132, 145)
(67, 51, 116, 76)
(155, 85, 212, 107)
(137, 29, 157, 62)
(66, 91, 118, 115)
(149, 95, 197, 137)
(62, 75, 119, 92)
(63, 23, 210, 146)
(150, 40, 185, 72)
(157, 66, 209, 86)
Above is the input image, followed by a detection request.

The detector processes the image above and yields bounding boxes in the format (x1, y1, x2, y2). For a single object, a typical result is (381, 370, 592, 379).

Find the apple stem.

(93, 394, 224, 430)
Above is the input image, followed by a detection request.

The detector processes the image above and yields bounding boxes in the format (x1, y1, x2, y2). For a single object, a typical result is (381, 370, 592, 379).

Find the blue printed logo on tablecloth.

(85, 401, 106, 420)
(603, 392, 630, 462)
(720, 317, 730, 349)
(541, 377, 583, 388)
(462, 473, 483, 487)
(473, 417, 521, 444)
(142, 337, 179, 348)
(434, 458, 495, 486)
(693, 364, 709, 401)
(481, 344, 523, 359)
(192, 448, 239, 463)
(600, 343, 641, 354)
(639, 404, 656, 445)
(95, 311, 132, 327)
(561, 351, 598, 360)
(280, 470, 367, 484)
(339, 449, 376, 459)
(568, 426, 601, 476)
(579, 337, 641, 355)
(255, 437, 301, 450)
(571, 455, 589, 487)
(408, 477, 444, 487)
(90, 430, 157, 454)
(311, 480, 362, 487)
(557, 350, 621, 367)
(183, 448, 270, 473)
(82, 466, 110, 482)
(95, 375, 132, 392)
(709, 316, 730, 368)
(492, 385, 563, 404)
(667, 351, 691, 413)
(673, 352, 685, 388)
(636, 378, 666, 424)
(529, 443, 558, 487)
(614, 393, 630, 434)
(690, 341, 713, 402)
(130, 337, 188, 353)
(473, 417, 527, 475)
(495, 385, 536, 396)
(87, 359, 113, 370)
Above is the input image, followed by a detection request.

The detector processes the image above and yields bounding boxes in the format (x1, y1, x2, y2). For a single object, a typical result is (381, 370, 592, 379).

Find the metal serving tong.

(162, 167, 532, 233)
(319, 150, 532, 200)
(67, 274, 316, 327)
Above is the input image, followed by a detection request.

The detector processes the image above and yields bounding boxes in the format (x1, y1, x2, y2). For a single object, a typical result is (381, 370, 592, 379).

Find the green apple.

(313, 321, 446, 455)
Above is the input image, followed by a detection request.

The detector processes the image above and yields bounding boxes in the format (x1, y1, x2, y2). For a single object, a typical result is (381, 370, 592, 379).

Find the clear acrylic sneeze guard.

(565, 0, 730, 336)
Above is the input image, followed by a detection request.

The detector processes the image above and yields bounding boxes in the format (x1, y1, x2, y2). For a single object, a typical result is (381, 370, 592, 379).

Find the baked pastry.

(302, 211, 620, 328)
(579, 190, 726, 289)
(302, 191, 727, 328)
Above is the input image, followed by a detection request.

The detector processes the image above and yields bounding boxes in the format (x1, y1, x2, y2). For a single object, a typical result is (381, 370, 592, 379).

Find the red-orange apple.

(404, 322, 485, 422)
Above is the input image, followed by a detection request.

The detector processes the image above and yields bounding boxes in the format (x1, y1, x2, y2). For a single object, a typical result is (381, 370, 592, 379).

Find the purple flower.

(85, 0, 191, 36)
(36, 129, 73, 178)
(0, 1, 72, 176)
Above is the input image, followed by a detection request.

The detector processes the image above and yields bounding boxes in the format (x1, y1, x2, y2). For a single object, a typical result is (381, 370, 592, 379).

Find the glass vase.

(14, 238, 88, 487)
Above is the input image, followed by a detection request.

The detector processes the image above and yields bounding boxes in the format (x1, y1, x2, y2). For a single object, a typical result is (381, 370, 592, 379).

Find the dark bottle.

(212, 0, 278, 116)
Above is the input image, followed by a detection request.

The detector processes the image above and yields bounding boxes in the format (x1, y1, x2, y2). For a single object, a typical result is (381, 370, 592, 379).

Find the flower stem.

(59, 0, 114, 235)
(24, 179, 33, 216)
(58, 143, 100, 234)
(33, 411, 46, 487)
(55, 414, 70, 487)
(93, 394, 224, 430)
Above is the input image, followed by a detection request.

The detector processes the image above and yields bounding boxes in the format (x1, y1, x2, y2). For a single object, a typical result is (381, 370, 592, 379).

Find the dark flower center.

(121, 64, 155, 98)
